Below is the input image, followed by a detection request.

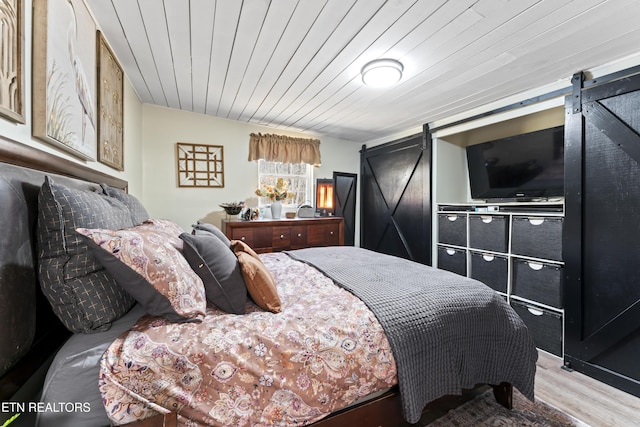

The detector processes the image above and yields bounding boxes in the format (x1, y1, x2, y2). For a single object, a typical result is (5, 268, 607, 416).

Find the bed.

(0, 135, 538, 427)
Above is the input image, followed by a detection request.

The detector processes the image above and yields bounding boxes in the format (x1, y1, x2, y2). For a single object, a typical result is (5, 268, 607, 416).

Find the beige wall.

(0, 2, 357, 246)
(141, 104, 360, 234)
(0, 0, 360, 242)
(0, 73, 144, 195)
(0, 0, 145, 195)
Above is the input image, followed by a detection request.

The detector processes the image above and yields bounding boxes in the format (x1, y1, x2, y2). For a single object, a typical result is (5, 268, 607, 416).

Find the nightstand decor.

(220, 202, 244, 219)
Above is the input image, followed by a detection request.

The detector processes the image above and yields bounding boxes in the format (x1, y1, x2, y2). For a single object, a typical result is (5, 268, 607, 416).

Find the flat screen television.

(466, 125, 564, 201)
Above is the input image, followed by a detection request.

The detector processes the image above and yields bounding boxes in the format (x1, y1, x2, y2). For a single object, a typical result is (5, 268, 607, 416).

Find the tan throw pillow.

(232, 240, 281, 313)
(231, 239, 260, 258)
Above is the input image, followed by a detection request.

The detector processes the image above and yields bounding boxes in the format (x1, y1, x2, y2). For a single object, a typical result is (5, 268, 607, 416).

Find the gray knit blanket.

(286, 246, 537, 423)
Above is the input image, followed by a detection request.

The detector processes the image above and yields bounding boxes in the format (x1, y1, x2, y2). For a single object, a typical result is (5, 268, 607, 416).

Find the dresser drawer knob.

(241, 236, 246, 241)
(329, 231, 334, 235)
(280, 234, 284, 239)
(297, 233, 302, 237)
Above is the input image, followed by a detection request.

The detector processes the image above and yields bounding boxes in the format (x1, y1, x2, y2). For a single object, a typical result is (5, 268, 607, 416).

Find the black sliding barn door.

(333, 172, 357, 246)
(360, 130, 431, 265)
(564, 71, 640, 397)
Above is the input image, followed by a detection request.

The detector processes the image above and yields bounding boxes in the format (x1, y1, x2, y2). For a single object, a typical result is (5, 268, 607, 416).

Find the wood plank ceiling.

(86, 0, 640, 143)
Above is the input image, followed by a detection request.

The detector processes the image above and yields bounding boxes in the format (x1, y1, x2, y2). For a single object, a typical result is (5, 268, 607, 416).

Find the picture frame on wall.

(32, 0, 97, 161)
(96, 31, 124, 171)
(176, 142, 225, 188)
(0, 0, 25, 123)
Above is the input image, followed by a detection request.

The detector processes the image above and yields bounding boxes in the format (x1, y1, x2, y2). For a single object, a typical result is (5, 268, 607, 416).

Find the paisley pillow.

(77, 219, 206, 323)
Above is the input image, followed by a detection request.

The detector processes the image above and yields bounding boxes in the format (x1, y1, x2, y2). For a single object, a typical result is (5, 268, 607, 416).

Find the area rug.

(413, 388, 587, 427)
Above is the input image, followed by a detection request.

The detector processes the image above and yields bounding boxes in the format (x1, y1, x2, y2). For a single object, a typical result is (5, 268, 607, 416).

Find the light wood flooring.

(535, 351, 640, 427)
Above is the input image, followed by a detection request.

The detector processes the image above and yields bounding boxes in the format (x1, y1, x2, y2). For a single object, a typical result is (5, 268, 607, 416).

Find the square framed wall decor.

(176, 142, 225, 188)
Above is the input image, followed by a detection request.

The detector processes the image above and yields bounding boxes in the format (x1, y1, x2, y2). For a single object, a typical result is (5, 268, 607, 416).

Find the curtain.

(248, 133, 321, 166)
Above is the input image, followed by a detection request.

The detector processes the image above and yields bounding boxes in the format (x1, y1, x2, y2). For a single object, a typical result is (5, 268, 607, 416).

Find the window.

(257, 160, 313, 206)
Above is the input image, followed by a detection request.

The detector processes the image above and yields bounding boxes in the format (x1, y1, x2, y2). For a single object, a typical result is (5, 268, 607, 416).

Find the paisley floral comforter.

(100, 252, 397, 426)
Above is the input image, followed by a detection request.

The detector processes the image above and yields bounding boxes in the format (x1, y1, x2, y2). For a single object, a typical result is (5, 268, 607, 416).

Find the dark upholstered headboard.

(0, 135, 127, 400)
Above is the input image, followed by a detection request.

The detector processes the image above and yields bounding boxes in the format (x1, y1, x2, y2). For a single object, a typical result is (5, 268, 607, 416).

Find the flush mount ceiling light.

(361, 58, 404, 87)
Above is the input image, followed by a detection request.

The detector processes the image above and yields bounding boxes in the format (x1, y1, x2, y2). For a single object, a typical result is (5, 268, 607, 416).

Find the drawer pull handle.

(297, 233, 302, 237)
(481, 216, 493, 224)
(329, 231, 334, 235)
(241, 237, 246, 241)
(280, 234, 284, 239)
(527, 261, 544, 271)
(527, 307, 544, 316)
(446, 249, 456, 256)
(447, 215, 459, 222)
(527, 217, 545, 226)
(482, 254, 495, 262)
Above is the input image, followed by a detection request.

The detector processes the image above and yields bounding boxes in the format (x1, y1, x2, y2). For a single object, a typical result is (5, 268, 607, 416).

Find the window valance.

(248, 133, 321, 166)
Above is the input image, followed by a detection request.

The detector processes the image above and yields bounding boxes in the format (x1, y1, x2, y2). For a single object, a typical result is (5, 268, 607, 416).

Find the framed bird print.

(32, 0, 98, 161)
(97, 31, 124, 171)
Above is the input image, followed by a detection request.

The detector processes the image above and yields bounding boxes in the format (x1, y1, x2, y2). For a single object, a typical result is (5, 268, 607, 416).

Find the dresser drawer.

(229, 227, 254, 246)
(513, 259, 563, 308)
(290, 225, 307, 248)
(470, 251, 508, 293)
(272, 226, 291, 249)
(324, 223, 341, 246)
(511, 301, 562, 356)
(438, 213, 466, 247)
(229, 227, 271, 251)
(469, 215, 508, 253)
(512, 216, 563, 261)
(437, 246, 466, 276)
(307, 223, 340, 246)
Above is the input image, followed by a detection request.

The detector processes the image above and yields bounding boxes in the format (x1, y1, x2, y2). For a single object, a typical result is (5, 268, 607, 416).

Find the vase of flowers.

(255, 178, 294, 219)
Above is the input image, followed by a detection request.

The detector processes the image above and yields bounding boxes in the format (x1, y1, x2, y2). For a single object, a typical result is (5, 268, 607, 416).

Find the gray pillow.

(37, 176, 135, 333)
(179, 233, 247, 314)
(100, 183, 150, 225)
(192, 220, 231, 246)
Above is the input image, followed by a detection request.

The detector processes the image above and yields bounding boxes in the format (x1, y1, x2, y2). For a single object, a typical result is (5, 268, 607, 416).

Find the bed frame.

(119, 383, 512, 427)
(0, 135, 126, 404)
(0, 135, 512, 427)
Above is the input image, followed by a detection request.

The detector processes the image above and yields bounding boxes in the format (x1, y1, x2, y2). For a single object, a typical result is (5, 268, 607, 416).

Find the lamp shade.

(361, 59, 403, 87)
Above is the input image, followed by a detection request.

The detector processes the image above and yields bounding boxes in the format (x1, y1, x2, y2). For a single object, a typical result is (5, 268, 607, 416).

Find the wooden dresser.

(222, 217, 344, 253)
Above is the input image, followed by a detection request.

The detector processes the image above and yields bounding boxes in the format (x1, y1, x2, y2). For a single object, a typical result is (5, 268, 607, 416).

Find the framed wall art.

(32, 0, 97, 160)
(176, 142, 225, 188)
(0, 0, 25, 123)
(97, 31, 124, 170)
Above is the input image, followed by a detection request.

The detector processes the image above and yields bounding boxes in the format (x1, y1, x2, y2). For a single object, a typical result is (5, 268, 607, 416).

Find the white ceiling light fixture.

(361, 58, 404, 88)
